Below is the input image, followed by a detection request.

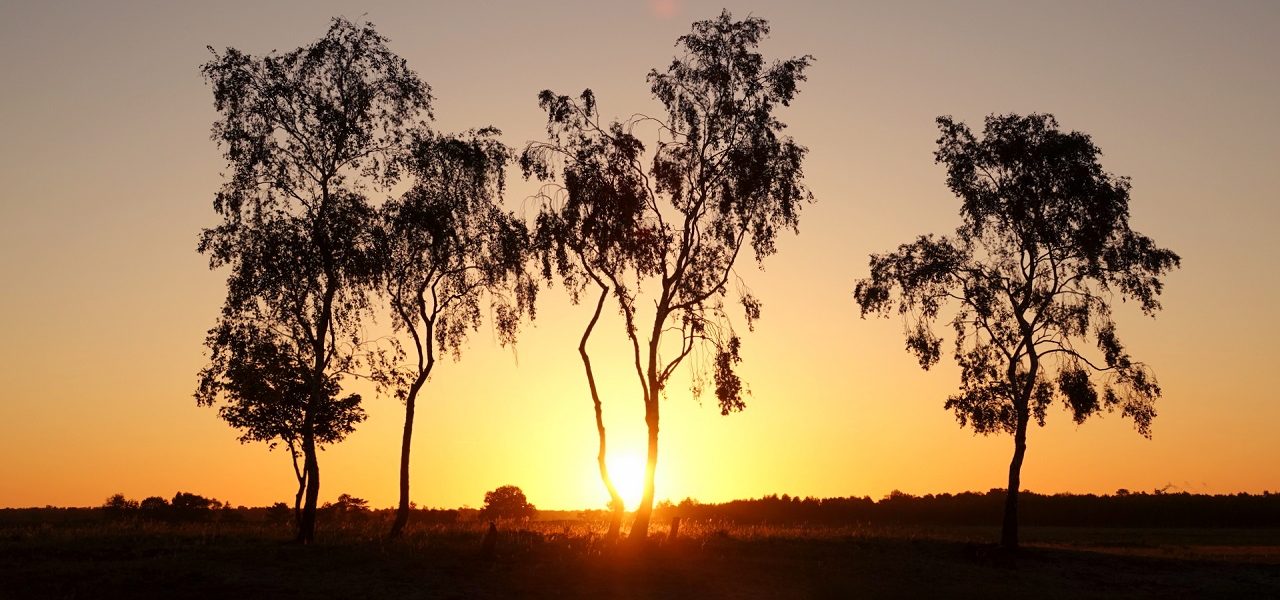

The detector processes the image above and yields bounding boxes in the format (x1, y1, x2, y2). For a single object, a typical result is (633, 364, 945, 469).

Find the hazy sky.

(1, 0, 1277, 510)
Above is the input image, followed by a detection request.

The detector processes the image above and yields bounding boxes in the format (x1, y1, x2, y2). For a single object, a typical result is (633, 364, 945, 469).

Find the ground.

(2, 519, 1277, 598)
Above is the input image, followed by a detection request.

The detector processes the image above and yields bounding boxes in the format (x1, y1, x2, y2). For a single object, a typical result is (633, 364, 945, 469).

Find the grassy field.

(2, 518, 1277, 598)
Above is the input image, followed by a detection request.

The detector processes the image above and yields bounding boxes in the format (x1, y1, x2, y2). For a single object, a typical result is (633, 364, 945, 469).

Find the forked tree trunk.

(389, 376, 428, 539)
(297, 416, 320, 544)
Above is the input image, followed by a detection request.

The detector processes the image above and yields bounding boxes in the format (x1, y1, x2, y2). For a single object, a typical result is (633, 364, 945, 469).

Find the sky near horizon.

(1, 0, 1277, 510)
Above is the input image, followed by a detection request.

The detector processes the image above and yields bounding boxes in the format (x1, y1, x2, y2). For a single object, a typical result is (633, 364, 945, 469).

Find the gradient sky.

(1, 0, 1277, 510)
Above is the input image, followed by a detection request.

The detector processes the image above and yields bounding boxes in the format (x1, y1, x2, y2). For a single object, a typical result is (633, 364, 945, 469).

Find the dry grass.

(2, 517, 1277, 598)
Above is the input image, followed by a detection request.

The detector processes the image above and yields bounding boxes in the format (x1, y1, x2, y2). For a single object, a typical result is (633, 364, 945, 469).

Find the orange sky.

(1, 1, 1278, 510)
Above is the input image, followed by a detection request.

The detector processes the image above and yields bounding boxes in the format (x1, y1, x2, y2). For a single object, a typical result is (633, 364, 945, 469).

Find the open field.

(3, 517, 1277, 599)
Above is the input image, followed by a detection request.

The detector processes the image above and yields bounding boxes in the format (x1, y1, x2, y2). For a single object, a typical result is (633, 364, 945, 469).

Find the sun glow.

(648, 0, 681, 20)
(606, 452, 647, 511)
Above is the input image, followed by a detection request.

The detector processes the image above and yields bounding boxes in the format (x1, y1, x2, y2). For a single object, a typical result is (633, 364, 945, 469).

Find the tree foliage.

(856, 113, 1179, 435)
(373, 128, 535, 391)
(196, 320, 364, 527)
(854, 113, 1180, 547)
(101, 494, 139, 517)
(322, 493, 371, 521)
(480, 485, 537, 521)
(371, 127, 535, 537)
(521, 10, 813, 538)
(196, 322, 365, 449)
(197, 17, 430, 543)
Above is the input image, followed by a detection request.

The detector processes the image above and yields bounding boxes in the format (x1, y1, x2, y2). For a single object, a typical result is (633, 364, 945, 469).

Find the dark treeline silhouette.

(100, 492, 236, 523)
(91, 492, 463, 527)
(657, 490, 1280, 529)
(10, 489, 1275, 531)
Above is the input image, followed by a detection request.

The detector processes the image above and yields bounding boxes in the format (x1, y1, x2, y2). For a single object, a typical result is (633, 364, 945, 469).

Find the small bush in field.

(481, 486, 537, 522)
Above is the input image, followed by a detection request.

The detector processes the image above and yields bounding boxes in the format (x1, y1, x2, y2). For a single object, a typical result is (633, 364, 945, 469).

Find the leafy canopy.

(197, 17, 431, 369)
(197, 17, 432, 428)
(855, 113, 1180, 437)
(481, 485, 537, 521)
(521, 10, 813, 412)
(196, 22, 433, 539)
(371, 128, 535, 397)
(196, 321, 365, 451)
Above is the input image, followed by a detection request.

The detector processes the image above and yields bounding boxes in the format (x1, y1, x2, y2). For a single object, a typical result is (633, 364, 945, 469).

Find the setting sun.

(606, 452, 647, 511)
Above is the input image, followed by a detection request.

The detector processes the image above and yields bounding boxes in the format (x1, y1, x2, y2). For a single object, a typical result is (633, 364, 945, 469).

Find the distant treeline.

(3, 489, 1277, 529)
(654, 490, 1280, 528)
(88, 492, 465, 526)
(0, 493, 469, 527)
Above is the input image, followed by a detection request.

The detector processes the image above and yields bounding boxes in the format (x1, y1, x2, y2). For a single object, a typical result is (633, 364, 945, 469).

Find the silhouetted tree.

(266, 502, 293, 525)
(138, 496, 169, 518)
(101, 493, 138, 519)
(332, 493, 369, 512)
(322, 493, 371, 522)
(171, 492, 222, 521)
(524, 97, 652, 538)
(196, 322, 365, 528)
(854, 113, 1180, 549)
(521, 10, 813, 540)
(371, 128, 535, 538)
(480, 485, 537, 521)
(198, 18, 430, 543)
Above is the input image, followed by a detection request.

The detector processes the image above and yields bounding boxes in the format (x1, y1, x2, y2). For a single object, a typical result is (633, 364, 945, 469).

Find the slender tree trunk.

(1001, 412, 1028, 549)
(629, 395, 660, 541)
(299, 277, 335, 544)
(297, 414, 320, 544)
(1001, 337, 1038, 551)
(629, 306, 667, 542)
(293, 474, 305, 530)
(580, 285, 625, 540)
(1001, 252, 1043, 550)
(290, 444, 306, 530)
(598, 424, 625, 541)
(389, 376, 427, 538)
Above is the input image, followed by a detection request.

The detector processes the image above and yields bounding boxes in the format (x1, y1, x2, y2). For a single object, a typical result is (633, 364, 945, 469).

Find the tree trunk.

(293, 476, 305, 530)
(596, 408, 624, 541)
(1001, 334, 1039, 551)
(580, 285, 625, 541)
(299, 277, 335, 545)
(389, 376, 427, 539)
(629, 308, 666, 543)
(1003, 271, 1041, 551)
(629, 397, 660, 541)
(289, 442, 306, 530)
(297, 417, 320, 544)
(1001, 414, 1028, 549)
(293, 463, 306, 530)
